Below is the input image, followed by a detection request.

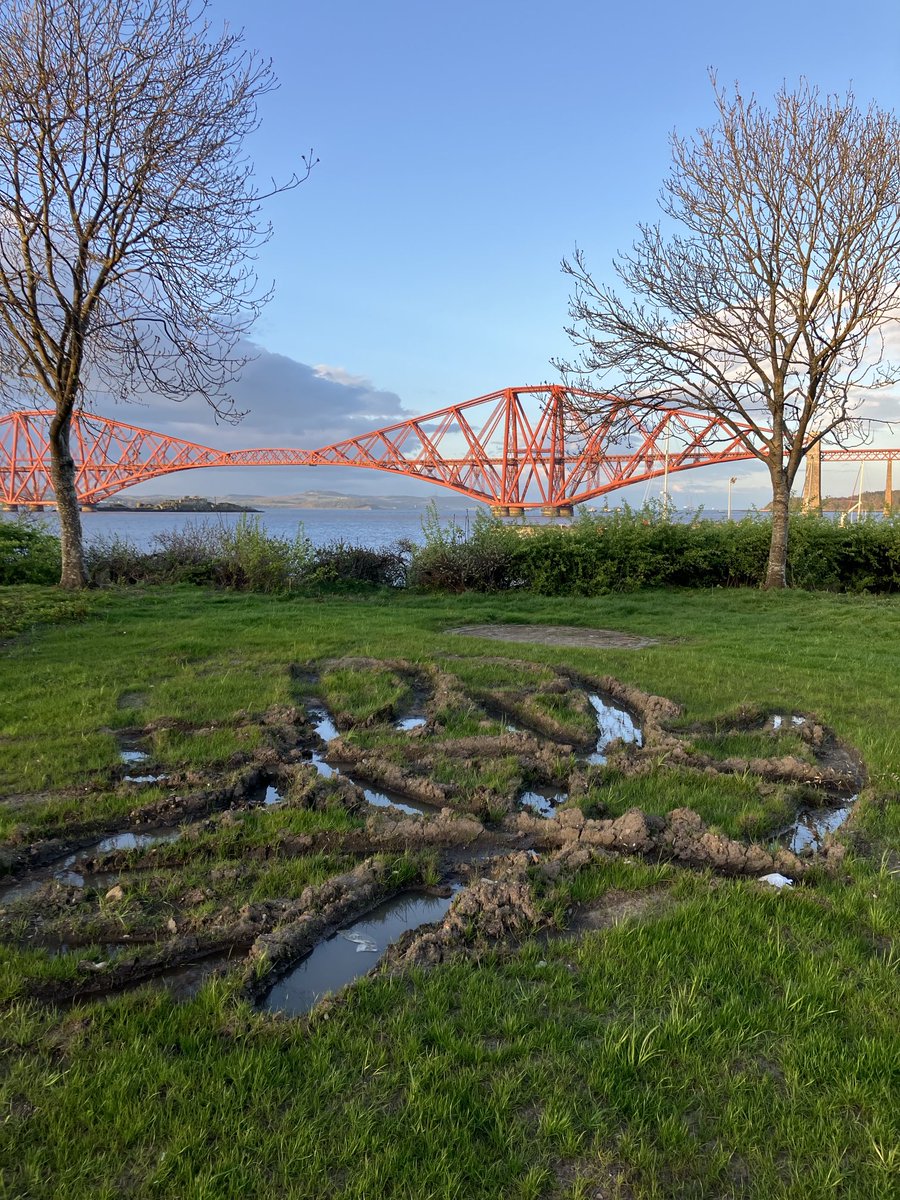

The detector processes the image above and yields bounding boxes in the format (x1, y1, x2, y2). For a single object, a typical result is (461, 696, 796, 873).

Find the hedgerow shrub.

(82, 518, 410, 593)
(408, 506, 900, 594)
(83, 517, 312, 591)
(307, 540, 410, 589)
(0, 520, 61, 584)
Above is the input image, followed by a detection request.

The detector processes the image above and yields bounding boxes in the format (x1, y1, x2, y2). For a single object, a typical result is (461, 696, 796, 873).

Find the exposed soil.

(0, 657, 863, 1012)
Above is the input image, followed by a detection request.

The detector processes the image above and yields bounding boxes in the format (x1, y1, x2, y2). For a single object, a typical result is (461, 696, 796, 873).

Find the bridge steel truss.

(1, 385, 896, 509)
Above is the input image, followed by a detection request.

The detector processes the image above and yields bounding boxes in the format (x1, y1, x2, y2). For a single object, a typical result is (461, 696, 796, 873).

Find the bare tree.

(559, 79, 900, 588)
(0, 0, 314, 587)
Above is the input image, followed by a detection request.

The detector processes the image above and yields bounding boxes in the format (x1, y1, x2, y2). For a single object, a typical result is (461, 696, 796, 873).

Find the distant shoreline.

(98, 499, 260, 514)
(95, 492, 469, 513)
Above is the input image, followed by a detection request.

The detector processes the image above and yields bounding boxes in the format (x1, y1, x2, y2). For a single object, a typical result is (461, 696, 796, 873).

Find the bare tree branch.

(558, 78, 900, 587)
(0, 0, 315, 586)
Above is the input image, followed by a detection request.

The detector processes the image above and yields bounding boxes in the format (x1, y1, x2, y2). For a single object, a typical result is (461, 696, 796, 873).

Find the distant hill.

(112, 489, 474, 511)
(774, 490, 897, 514)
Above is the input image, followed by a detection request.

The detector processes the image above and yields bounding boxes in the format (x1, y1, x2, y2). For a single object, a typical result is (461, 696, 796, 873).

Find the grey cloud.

(87, 342, 449, 498)
(97, 341, 410, 452)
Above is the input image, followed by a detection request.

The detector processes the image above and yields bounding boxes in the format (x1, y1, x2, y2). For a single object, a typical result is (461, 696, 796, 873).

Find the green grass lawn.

(0, 584, 898, 1199)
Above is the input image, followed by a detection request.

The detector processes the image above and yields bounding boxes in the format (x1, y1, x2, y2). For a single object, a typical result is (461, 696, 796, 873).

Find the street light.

(727, 477, 738, 521)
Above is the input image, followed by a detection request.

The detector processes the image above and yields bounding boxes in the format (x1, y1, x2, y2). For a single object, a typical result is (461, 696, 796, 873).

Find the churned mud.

(0, 654, 866, 1014)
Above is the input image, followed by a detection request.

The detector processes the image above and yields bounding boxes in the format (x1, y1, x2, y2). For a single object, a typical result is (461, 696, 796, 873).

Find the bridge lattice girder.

(0, 386, 895, 507)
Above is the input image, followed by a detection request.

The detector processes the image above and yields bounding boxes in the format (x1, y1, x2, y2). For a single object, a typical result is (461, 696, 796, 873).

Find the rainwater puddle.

(310, 750, 337, 779)
(153, 953, 237, 1001)
(362, 785, 428, 817)
(69, 829, 182, 863)
(783, 797, 855, 854)
(519, 786, 569, 817)
(120, 748, 149, 765)
(309, 707, 339, 742)
(262, 891, 455, 1017)
(0, 829, 183, 905)
(771, 714, 807, 732)
(0, 878, 43, 904)
(249, 779, 283, 806)
(309, 749, 428, 816)
(395, 716, 426, 731)
(586, 694, 643, 765)
(123, 773, 167, 785)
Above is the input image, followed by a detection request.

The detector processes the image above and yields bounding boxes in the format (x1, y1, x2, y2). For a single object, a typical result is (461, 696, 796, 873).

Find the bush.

(0, 519, 61, 584)
(216, 516, 312, 592)
(408, 505, 900, 594)
(84, 516, 312, 591)
(83, 518, 409, 593)
(407, 504, 521, 591)
(307, 540, 410, 589)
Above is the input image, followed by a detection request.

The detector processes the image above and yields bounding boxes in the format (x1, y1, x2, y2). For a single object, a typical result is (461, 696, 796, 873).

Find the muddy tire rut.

(0, 658, 864, 1012)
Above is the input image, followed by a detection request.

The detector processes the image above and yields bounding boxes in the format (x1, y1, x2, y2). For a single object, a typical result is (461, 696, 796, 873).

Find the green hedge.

(5, 508, 900, 593)
(407, 508, 900, 594)
(0, 521, 61, 584)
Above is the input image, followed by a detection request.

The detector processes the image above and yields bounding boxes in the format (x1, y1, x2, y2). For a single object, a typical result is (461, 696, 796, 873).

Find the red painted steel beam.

(2, 393, 899, 509)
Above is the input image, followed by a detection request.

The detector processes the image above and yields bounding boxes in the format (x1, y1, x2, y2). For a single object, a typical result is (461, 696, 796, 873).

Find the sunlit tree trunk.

(48, 411, 86, 589)
(0, 0, 314, 590)
(765, 470, 791, 590)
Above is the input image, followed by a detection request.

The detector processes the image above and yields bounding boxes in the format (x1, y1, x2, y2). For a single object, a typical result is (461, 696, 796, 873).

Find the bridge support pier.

(801, 441, 822, 513)
(540, 504, 574, 518)
(885, 460, 894, 516)
(507, 505, 525, 518)
(1, 503, 18, 512)
(491, 505, 510, 517)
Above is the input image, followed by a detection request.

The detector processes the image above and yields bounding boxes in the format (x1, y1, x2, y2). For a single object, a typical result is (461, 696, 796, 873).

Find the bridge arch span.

(1, 388, 895, 509)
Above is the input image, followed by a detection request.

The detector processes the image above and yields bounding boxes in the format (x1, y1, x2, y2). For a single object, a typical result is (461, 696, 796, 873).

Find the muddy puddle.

(0, 828, 184, 905)
(262, 890, 455, 1017)
(311, 750, 430, 817)
(309, 707, 339, 742)
(120, 747, 149, 765)
(782, 796, 856, 853)
(307, 702, 432, 815)
(395, 716, 426, 731)
(248, 778, 283, 806)
(117, 733, 167, 785)
(771, 714, 807, 731)
(361, 785, 428, 817)
(518, 786, 569, 817)
(586, 693, 643, 765)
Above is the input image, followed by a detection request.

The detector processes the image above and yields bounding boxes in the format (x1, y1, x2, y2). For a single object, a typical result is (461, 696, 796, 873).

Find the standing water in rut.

(262, 891, 455, 1016)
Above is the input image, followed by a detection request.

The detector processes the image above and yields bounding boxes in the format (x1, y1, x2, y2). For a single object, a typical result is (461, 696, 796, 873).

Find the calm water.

(4, 507, 459, 550)
(4, 505, 759, 551)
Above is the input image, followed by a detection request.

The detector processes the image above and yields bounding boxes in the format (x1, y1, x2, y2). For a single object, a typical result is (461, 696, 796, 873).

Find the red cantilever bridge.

(1, 385, 896, 512)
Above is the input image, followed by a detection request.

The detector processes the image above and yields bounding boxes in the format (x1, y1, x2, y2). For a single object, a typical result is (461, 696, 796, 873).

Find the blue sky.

(123, 0, 900, 505)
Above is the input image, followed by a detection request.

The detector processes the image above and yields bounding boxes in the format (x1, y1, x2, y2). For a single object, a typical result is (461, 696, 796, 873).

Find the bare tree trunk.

(48, 412, 87, 589)
(765, 473, 791, 590)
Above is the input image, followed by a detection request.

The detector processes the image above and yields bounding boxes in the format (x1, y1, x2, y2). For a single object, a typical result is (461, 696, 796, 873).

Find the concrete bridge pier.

(801, 442, 822, 513)
(885, 460, 894, 515)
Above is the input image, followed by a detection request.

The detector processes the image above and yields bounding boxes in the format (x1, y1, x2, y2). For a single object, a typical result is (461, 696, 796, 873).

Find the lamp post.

(727, 477, 737, 521)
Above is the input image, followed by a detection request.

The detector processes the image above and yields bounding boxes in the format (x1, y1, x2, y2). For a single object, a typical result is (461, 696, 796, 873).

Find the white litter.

(759, 872, 793, 889)
(341, 931, 378, 953)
